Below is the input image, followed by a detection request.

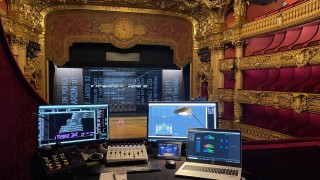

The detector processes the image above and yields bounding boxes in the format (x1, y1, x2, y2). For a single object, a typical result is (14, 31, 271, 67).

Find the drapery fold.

(0, 19, 48, 179)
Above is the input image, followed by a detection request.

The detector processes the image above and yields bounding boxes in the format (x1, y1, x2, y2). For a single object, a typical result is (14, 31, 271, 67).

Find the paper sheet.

(99, 168, 127, 180)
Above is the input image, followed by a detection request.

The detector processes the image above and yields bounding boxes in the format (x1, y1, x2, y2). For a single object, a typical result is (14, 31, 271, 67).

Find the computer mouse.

(165, 160, 176, 169)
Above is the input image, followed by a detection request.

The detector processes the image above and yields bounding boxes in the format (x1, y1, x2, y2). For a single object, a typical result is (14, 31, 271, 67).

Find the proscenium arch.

(40, 5, 198, 68)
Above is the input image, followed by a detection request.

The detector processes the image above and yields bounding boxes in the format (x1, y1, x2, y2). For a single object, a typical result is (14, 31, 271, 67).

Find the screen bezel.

(37, 104, 109, 148)
(147, 101, 219, 142)
(155, 141, 182, 160)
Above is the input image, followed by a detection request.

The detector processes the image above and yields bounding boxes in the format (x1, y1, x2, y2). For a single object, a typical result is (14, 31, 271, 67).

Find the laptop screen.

(186, 128, 241, 168)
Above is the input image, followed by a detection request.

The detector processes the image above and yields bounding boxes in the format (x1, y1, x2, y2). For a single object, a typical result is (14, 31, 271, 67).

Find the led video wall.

(52, 68, 186, 113)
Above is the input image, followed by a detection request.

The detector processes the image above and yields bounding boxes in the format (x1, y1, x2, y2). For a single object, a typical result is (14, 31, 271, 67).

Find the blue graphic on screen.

(157, 143, 181, 159)
(147, 102, 218, 142)
(187, 129, 241, 166)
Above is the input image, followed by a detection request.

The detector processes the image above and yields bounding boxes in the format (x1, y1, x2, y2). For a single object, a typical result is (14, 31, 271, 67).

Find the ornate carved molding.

(219, 120, 294, 140)
(31, 0, 228, 37)
(241, 0, 320, 39)
(217, 88, 234, 102)
(196, 61, 213, 99)
(7, 34, 28, 45)
(219, 58, 235, 72)
(45, 10, 193, 67)
(24, 57, 42, 92)
(236, 90, 320, 114)
(1, 17, 14, 34)
(237, 46, 320, 70)
(211, 43, 225, 51)
(231, 38, 245, 47)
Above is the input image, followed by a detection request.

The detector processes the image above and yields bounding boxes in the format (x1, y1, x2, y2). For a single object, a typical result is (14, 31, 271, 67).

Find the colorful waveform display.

(204, 135, 214, 140)
(204, 148, 214, 153)
(204, 144, 214, 148)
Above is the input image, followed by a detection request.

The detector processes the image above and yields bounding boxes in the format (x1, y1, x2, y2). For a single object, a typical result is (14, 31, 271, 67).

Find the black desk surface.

(75, 157, 190, 180)
(42, 155, 191, 180)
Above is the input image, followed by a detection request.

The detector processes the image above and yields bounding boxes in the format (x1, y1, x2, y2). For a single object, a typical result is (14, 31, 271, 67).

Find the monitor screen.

(147, 102, 218, 142)
(187, 128, 241, 167)
(37, 104, 109, 148)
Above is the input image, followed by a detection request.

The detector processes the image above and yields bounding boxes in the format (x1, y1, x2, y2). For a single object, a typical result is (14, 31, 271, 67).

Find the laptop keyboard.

(182, 164, 239, 176)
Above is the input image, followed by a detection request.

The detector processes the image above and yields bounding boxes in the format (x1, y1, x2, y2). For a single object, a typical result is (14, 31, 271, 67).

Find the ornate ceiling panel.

(7, 0, 232, 36)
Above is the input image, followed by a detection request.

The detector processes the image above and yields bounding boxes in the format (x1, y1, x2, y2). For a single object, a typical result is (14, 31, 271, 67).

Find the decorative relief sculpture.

(196, 61, 213, 100)
(292, 93, 308, 114)
(276, 13, 284, 27)
(236, 46, 320, 71)
(233, 0, 246, 19)
(291, 48, 319, 67)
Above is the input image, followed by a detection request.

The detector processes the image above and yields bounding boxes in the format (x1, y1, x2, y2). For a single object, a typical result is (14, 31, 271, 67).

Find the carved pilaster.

(211, 43, 225, 52)
(232, 0, 247, 26)
(232, 38, 245, 48)
(234, 91, 243, 123)
(196, 61, 213, 100)
(24, 57, 42, 92)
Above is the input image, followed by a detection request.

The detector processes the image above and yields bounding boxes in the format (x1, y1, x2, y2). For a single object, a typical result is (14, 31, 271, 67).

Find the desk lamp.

(174, 107, 205, 128)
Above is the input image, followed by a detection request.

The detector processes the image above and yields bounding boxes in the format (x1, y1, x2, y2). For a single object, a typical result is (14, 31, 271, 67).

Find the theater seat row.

(243, 104, 320, 137)
(243, 66, 320, 93)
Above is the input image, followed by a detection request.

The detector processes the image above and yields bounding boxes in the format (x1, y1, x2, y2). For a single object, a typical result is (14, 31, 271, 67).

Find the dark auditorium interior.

(1, 0, 320, 180)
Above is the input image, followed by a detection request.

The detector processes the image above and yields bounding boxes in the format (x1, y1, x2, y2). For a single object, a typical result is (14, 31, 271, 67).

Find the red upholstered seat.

(264, 32, 286, 54)
(297, 113, 320, 137)
(269, 68, 295, 91)
(281, 111, 310, 136)
(243, 104, 265, 125)
(298, 66, 320, 93)
(265, 108, 293, 131)
(285, 66, 312, 92)
(291, 23, 319, 50)
(243, 69, 269, 90)
(252, 106, 279, 127)
(277, 28, 302, 52)
(259, 69, 280, 91)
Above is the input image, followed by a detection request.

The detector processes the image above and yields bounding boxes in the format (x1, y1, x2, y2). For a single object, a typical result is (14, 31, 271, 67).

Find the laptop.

(175, 128, 242, 180)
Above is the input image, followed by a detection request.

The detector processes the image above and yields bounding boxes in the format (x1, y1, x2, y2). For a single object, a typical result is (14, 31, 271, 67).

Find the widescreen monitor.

(147, 102, 218, 142)
(37, 104, 109, 148)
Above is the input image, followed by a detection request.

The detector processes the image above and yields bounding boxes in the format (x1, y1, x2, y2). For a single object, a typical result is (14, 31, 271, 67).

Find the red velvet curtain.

(0, 20, 48, 179)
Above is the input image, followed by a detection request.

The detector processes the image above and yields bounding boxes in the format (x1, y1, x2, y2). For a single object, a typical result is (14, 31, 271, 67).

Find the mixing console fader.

(106, 143, 148, 163)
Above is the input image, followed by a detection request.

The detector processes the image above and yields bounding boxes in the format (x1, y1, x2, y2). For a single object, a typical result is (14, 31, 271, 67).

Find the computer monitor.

(37, 104, 109, 148)
(147, 102, 218, 142)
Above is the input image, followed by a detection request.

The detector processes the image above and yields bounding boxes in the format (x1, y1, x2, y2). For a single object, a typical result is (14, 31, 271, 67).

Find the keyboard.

(182, 164, 239, 176)
(89, 162, 161, 174)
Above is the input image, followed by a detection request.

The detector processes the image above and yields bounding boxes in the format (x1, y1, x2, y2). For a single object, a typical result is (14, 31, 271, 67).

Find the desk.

(43, 156, 191, 180)
(75, 158, 190, 180)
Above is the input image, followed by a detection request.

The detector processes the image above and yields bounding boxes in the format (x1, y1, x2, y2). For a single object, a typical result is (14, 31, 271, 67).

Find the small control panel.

(31, 146, 86, 177)
(40, 152, 71, 171)
(106, 143, 148, 163)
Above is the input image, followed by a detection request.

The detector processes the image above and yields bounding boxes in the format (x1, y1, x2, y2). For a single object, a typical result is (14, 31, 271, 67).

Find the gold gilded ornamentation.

(235, 46, 320, 71)
(113, 19, 135, 41)
(241, 0, 320, 39)
(24, 57, 42, 91)
(211, 43, 224, 51)
(217, 88, 234, 102)
(292, 93, 308, 114)
(223, 29, 234, 42)
(234, 90, 320, 115)
(232, 39, 245, 47)
(291, 48, 319, 67)
(276, 13, 284, 27)
(98, 23, 113, 34)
